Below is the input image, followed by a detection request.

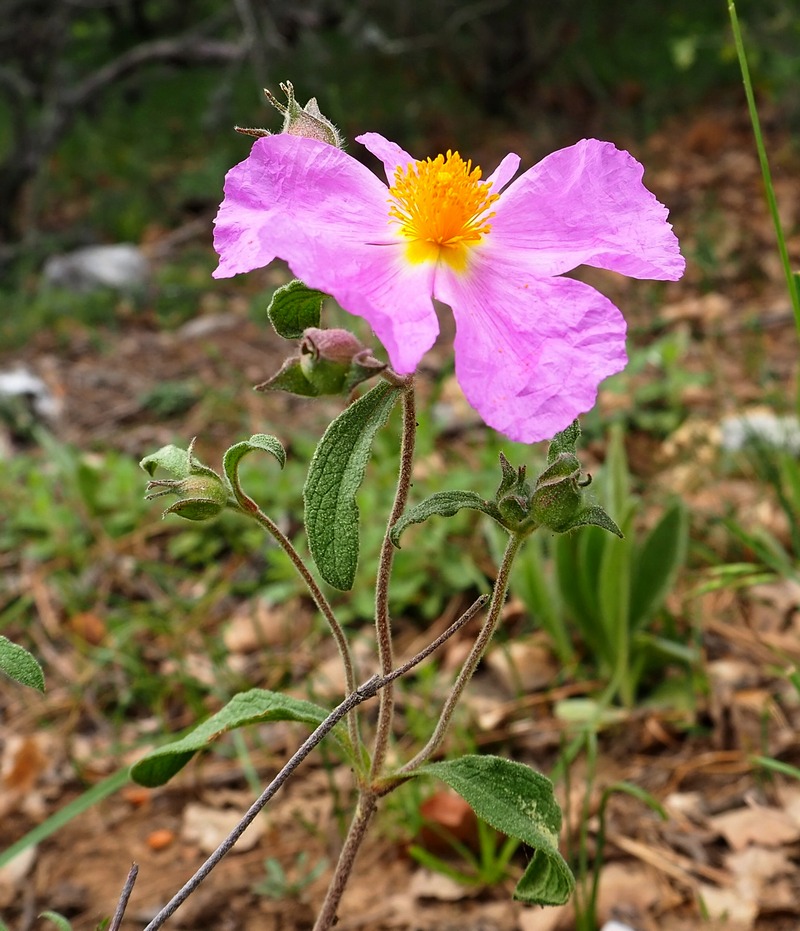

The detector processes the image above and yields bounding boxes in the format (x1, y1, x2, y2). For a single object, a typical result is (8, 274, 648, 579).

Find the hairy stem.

(370, 378, 417, 778)
(312, 792, 378, 931)
(109, 863, 139, 931)
(398, 532, 523, 774)
(139, 605, 479, 931)
(249, 507, 361, 754)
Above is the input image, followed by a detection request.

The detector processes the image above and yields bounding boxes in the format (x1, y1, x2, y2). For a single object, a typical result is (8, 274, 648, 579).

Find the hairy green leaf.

(139, 443, 190, 478)
(416, 755, 574, 905)
(304, 382, 400, 589)
(565, 505, 623, 537)
(131, 690, 346, 787)
(267, 279, 327, 339)
(390, 491, 500, 548)
(256, 357, 320, 396)
(223, 434, 286, 499)
(546, 419, 580, 462)
(0, 636, 44, 691)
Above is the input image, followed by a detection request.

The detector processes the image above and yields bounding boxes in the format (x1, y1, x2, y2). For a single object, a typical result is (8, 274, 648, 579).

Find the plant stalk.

(138, 603, 481, 931)
(250, 506, 361, 752)
(312, 792, 378, 931)
(397, 531, 523, 774)
(370, 377, 417, 778)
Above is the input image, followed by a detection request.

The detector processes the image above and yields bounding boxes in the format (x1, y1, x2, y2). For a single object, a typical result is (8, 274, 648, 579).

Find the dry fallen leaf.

(0, 846, 36, 909)
(710, 804, 800, 850)
(409, 867, 479, 902)
(486, 635, 559, 694)
(223, 597, 312, 653)
(147, 828, 176, 851)
(697, 882, 758, 928)
(417, 789, 479, 855)
(516, 902, 572, 931)
(181, 802, 265, 854)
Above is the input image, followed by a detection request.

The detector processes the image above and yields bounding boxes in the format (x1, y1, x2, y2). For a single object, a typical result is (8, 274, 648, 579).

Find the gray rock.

(0, 366, 59, 421)
(42, 244, 150, 293)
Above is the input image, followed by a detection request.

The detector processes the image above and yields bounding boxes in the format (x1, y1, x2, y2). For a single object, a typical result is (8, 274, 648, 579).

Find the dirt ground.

(2, 101, 800, 931)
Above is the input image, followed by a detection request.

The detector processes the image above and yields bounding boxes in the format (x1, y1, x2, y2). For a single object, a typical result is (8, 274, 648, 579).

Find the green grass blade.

(0, 767, 129, 869)
(728, 0, 800, 341)
(751, 755, 800, 781)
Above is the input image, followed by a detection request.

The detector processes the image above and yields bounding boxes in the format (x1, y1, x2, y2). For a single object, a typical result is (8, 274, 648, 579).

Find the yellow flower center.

(388, 150, 499, 271)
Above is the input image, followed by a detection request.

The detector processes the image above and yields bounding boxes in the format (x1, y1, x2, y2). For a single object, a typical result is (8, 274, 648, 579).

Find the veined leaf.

(131, 690, 347, 787)
(416, 755, 574, 905)
(0, 636, 44, 691)
(390, 490, 500, 548)
(267, 279, 327, 339)
(304, 382, 400, 590)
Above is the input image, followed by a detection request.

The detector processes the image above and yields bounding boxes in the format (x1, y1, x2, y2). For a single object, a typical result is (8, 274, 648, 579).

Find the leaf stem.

(310, 594, 487, 930)
(248, 506, 361, 754)
(370, 376, 417, 779)
(397, 531, 523, 774)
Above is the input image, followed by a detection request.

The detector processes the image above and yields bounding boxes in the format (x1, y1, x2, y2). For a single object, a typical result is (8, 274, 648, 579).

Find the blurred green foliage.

(511, 427, 694, 707)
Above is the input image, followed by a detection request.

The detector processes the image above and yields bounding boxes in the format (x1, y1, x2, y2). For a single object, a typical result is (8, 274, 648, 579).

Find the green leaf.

(390, 491, 500, 548)
(603, 425, 631, 520)
(140, 443, 190, 478)
(0, 636, 44, 691)
(629, 501, 688, 630)
(256, 357, 320, 396)
(267, 279, 327, 339)
(560, 505, 623, 537)
(131, 690, 344, 787)
(140, 440, 219, 482)
(547, 419, 580, 462)
(223, 434, 286, 498)
(751, 754, 800, 782)
(304, 382, 401, 590)
(416, 755, 574, 905)
(38, 912, 73, 931)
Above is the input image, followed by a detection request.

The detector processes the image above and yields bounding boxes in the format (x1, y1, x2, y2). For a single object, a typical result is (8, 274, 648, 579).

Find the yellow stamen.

(388, 150, 498, 271)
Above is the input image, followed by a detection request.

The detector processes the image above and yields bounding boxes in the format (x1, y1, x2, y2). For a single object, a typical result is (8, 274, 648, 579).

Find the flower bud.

(141, 440, 229, 521)
(146, 474, 229, 521)
(265, 82, 343, 147)
(257, 328, 385, 397)
(529, 454, 585, 532)
(301, 327, 365, 365)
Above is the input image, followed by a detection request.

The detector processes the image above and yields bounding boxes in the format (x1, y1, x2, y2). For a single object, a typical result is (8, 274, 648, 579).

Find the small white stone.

(43, 244, 149, 293)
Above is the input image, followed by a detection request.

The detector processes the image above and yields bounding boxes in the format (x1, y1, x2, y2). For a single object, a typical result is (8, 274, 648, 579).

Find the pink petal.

(486, 153, 520, 192)
(213, 135, 438, 372)
(356, 132, 415, 183)
(433, 258, 627, 443)
(490, 139, 685, 281)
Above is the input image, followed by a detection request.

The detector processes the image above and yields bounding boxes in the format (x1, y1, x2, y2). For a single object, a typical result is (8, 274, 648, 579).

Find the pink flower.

(213, 132, 684, 442)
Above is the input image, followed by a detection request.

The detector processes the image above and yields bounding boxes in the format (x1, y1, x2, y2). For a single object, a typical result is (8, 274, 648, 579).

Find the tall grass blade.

(727, 0, 800, 344)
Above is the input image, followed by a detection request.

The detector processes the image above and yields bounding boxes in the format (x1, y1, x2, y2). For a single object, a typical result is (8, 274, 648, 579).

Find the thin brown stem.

(397, 532, 523, 774)
(109, 863, 138, 931)
(370, 378, 417, 778)
(140, 607, 478, 931)
(312, 792, 378, 931)
(249, 506, 360, 753)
